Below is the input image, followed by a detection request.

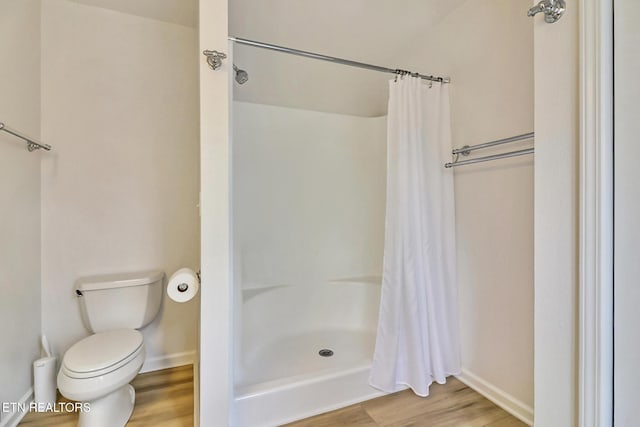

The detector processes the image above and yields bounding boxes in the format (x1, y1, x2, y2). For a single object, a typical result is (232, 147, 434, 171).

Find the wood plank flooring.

(20, 366, 527, 426)
(20, 365, 193, 427)
(284, 378, 528, 427)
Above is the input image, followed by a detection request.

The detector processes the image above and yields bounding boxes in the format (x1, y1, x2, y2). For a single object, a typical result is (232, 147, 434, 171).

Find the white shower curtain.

(369, 76, 460, 396)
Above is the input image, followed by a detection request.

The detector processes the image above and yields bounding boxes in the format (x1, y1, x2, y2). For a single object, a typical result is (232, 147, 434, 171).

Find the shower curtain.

(369, 76, 460, 397)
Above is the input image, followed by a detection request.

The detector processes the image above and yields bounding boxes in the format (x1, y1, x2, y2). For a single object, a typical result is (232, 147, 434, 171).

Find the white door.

(198, 0, 233, 426)
(614, 0, 640, 424)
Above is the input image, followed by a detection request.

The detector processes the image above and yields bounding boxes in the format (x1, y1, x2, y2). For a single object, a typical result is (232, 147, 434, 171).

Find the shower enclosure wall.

(232, 101, 387, 426)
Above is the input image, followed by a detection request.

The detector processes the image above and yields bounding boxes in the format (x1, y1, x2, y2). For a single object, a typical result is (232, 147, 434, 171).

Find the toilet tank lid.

(76, 270, 165, 292)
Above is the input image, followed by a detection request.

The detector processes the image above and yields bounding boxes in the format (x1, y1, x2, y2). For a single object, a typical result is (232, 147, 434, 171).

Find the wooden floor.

(284, 378, 527, 427)
(21, 367, 526, 426)
(20, 365, 193, 427)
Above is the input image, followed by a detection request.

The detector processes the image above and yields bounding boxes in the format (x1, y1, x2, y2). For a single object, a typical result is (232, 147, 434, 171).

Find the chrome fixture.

(452, 132, 534, 155)
(228, 37, 450, 84)
(445, 132, 534, 168)
(202, 50, 227, 70)
(0, 122, 52, 152)
(233, 64, 249, 84)
(528, 0, 565, 23)
(445, 148, 534, 168)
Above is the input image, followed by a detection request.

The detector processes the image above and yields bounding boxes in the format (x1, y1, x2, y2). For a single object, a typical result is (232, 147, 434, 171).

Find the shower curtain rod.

(228, 37, 451, 84)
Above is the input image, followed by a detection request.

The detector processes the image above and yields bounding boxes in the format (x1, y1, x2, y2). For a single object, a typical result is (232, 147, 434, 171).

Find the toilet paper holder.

(176, 269, 201, 293)
(167, 268, 201, 303)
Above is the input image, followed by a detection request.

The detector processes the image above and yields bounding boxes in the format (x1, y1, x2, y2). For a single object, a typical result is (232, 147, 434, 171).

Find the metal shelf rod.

(445, 147, 534, 168)
(0, 122, 51, 152)
(452, 132, 534, 155)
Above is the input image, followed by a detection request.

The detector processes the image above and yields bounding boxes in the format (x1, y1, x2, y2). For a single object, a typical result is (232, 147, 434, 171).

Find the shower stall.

(231, 91, 388, 425)
(227, 32, 461, 424)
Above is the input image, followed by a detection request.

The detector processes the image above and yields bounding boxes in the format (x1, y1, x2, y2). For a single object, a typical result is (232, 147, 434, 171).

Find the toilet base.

(78, 384, 135, 427)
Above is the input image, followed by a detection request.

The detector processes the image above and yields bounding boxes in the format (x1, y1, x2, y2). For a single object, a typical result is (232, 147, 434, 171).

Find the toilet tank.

(75, 270, 165, 333)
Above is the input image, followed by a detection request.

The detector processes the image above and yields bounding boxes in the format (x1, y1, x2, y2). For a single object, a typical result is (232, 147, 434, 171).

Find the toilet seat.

(57, 345, 144, 404)
(62, 329, 144, 379)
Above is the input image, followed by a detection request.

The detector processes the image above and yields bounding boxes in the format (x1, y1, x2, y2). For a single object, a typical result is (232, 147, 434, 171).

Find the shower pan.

(234, 281, 383, 426)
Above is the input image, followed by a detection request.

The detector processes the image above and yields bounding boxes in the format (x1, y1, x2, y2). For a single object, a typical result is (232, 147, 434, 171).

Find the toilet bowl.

(57, 329, 145, 427)
(57, 270, 164, 427)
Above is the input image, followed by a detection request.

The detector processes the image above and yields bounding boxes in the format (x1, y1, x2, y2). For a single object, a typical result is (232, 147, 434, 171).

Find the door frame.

(578, 0, 613, 426)
(198, 0, 233, 425)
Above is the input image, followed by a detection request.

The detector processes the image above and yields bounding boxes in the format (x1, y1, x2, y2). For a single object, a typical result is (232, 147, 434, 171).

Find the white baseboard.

(0, 388, 34, 427)
(140, 350, 196, 373)
(456, 370, 533, 426)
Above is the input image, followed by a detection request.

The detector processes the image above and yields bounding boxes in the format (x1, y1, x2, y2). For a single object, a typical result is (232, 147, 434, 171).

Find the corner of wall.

(456, 370, 533, 426)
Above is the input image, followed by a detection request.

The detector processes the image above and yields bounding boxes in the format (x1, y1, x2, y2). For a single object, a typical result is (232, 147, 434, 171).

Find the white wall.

(398, 0, 534, 420)
(0, 0, 42, 419)
(68, 0, 198, 27)
(533, 2, 578, 426)
(232, 102, 386, 290)
(614, 0, 640, 423)
(40, 0, 200, 366)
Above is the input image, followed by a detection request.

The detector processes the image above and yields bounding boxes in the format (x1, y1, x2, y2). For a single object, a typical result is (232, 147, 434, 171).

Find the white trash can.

(33, 356, 57, 410)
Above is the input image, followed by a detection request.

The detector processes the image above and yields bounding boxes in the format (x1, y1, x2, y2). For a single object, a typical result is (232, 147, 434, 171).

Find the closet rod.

(0, 122, 51, 152)
(228, 37, 451, 84)
(451, 132, 534, 155)
(445, 148, 534, 168)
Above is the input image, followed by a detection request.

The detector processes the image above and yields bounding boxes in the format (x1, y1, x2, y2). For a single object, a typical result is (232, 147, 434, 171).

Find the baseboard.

(456, 370, 533, 426)
(0, 387, 34, 427)
(140, 350, 196, 373)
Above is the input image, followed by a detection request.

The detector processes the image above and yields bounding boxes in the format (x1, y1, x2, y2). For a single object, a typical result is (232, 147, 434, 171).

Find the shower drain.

(318, 348, 334, 357)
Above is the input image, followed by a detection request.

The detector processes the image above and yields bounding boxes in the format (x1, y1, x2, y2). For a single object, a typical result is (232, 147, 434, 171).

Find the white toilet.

(57, 270, 165, 427)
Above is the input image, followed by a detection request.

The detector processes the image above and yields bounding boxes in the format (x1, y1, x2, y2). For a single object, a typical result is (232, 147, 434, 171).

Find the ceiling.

(67, 0, 467, 116)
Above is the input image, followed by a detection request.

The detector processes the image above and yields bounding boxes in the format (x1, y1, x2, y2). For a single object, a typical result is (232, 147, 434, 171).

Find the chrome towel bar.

(445, 148, 534, 168)
(445, 132, 534, 168)
(0, 122, 51, 152)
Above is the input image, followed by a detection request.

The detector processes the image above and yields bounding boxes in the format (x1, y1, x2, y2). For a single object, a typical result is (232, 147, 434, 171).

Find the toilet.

(57, 270, 165, 427)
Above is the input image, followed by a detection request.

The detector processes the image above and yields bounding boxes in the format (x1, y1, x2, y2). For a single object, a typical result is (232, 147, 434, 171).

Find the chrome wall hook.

(528, 0, 565, 24)
(202, 50, 227, 71)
